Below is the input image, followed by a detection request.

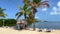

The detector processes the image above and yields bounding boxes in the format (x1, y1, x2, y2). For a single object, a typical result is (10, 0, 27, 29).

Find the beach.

(0, 27, 60, 34)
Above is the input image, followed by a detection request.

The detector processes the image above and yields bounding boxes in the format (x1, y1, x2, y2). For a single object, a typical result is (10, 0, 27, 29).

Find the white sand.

(0, 27, 60, 34)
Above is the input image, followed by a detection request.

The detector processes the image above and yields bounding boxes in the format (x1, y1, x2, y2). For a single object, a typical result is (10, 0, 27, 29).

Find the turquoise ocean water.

(30, 21, 60, 29)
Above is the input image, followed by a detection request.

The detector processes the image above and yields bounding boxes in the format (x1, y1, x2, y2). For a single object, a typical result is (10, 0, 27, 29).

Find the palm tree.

(24, 0, 49, 30)
(0, 7, 7, 27)
(16, 0, 49, 30)
(15, 4, 30, 23)
(26, 17, 39, 26)
(0, 7, 7, 18)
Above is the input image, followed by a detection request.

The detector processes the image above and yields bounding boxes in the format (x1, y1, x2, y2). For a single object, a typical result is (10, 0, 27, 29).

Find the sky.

(0, 0, 60, 21)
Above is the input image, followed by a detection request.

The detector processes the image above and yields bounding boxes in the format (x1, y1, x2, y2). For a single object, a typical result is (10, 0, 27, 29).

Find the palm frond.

(2, 14, 7, 16)
(31, 7, 37, 14)
(15, 12, 21, 16)
(38, 1, 49, 7)
(33, 0, 41, 4)
(16, 12, 23, 20)
(18, 6, 23, 10)
(29, 2, 36, 8)
(42, 2, 49, 7)
(21, 10, 25, 14)
(23, 3, 29, 10)
(23, 0, 30, 3)
(26, 11, 31, 15)
(0, 14, 6, 18)
(0, 8, 6, 18)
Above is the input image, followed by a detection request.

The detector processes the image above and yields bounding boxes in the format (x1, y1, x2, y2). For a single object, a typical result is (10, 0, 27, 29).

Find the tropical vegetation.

(0, 19, 16, 27)
(0, 7, 7, 18)
(16, 0, 49, 30)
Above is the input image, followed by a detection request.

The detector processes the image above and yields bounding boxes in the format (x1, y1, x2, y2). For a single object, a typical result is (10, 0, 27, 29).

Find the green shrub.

(0, 19, 16, 27)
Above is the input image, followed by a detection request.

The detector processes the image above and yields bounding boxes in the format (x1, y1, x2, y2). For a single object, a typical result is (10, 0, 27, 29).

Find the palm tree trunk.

(24, 11, 27, 20)
(24, 14, 26, 19)
(32, 7, 37, 31)
(24, 11, 28, 29)
(33, 14, 35, 31)
(33, 22, 35, 30)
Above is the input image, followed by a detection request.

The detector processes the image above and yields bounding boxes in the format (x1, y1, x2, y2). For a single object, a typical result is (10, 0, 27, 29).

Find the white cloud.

(35, 16, 39, 19)
(57, 1, 60, 13)
(42, 8, 47, 11)
(50, 1, 60, 15)
(50, 7, 60, 15)
(50, 11, 60, 15)
(57, 1, 60, 7)
(52, 7, 57, 11)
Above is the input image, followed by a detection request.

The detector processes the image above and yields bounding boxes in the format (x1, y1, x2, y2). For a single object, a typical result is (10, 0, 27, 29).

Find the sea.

(30, 21, 60, 30)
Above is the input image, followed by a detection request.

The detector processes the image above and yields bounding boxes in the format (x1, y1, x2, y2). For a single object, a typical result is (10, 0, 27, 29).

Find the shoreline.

(0, 27, 60, 34)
